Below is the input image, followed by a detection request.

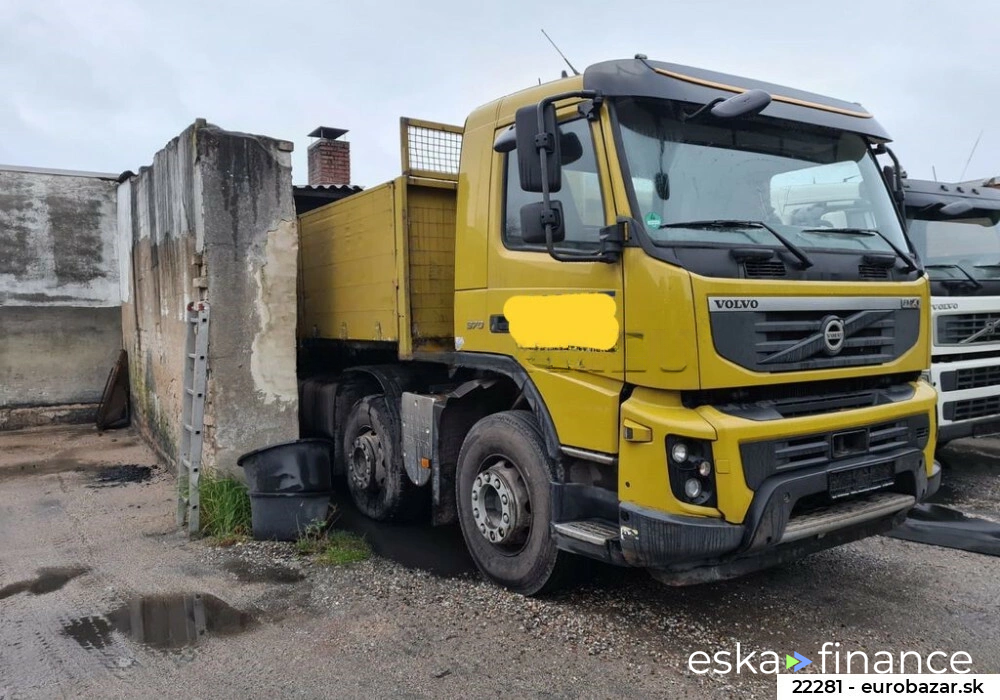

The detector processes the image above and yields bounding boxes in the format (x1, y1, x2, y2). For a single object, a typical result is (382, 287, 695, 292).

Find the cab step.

(553, 519, 620, 546)
(781, 492, 915, 544)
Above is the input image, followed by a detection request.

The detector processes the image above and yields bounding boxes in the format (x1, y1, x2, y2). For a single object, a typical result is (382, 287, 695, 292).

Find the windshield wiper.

(800, 227, 918, 273)
(974, 264, 1000, 269)
(658, 219, 813, 269)
(924, 264, 983, 289)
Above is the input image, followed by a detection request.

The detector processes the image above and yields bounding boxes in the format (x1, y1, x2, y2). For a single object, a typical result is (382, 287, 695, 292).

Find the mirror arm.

(884, 146, 905, 203)
(545, 218, 626, 264)
(532, 90, 602, 263)
(681, 98, 724, 122)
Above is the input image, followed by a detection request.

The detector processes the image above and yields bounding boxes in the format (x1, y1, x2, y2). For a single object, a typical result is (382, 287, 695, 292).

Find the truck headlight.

(666, 435, 717, 507)
(670, 442, 689, 464)
(684, 478, 702, 499)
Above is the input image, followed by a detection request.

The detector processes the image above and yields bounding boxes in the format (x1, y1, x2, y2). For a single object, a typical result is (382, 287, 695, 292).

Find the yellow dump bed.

(298, 119, 461, 357)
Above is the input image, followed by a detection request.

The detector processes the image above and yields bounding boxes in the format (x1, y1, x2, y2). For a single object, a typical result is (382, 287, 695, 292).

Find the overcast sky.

(1, 0, 997, 186)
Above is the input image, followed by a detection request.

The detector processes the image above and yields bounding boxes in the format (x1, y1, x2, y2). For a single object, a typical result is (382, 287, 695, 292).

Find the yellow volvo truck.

(298, 57, 939, 594)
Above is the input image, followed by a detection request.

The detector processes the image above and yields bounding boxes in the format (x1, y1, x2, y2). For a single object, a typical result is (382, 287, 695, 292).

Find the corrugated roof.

(294, 184, 362, 194)
(292, 183, 363, 215)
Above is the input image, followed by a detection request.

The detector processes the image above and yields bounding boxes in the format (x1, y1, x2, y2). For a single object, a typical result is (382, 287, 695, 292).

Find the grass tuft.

(294, 516, 370, 566)
(198, 472, 252, 539)
(315, 531, 371, 566)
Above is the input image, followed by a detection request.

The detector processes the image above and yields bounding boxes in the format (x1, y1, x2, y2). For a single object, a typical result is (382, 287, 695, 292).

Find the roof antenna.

(959, 129, 984, 181)
(932, 165, 938, 182)
(541, 29, 580, 76)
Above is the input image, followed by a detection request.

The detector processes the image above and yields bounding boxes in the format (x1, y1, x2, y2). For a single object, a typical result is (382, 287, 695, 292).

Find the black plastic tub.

(237, 438, 333, 494)
(249, 492, 332, 541)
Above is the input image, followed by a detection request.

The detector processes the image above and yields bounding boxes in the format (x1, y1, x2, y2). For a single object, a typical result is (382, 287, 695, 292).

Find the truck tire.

(455, 410, 573, 595)
(342, 394, 416, 521)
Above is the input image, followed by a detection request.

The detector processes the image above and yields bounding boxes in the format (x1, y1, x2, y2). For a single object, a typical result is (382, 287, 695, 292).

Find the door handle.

(489, 315, 509, 333)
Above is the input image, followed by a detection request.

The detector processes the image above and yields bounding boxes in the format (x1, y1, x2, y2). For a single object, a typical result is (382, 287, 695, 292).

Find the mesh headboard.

(400, 117, 463, 180)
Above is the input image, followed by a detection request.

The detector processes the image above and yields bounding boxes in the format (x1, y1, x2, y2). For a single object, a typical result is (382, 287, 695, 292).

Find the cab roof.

(467, 58, 889, 141)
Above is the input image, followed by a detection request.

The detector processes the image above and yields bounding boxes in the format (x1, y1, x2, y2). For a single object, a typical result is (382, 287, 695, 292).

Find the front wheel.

(455, 411, 573, 595)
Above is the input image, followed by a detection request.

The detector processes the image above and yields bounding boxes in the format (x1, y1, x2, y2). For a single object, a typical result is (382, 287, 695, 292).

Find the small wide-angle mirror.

(493, 126, 516, 153)
(520, 200, 566, 245)
(710, 89, 772, 120)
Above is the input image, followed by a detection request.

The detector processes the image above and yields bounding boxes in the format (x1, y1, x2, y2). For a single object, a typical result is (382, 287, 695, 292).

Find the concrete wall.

(0, 165, 122, 423)
(119, 122, 299, 474)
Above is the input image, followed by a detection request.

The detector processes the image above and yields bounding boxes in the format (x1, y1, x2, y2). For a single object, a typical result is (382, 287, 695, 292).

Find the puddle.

(331, 493, 475, 578)
(63, 593, 254, 652)
(89, 465, 153, 487)
(223, 559, 305, 584)
(0, 565, 90, 600)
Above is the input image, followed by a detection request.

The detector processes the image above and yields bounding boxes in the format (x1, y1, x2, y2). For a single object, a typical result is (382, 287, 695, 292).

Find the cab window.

(503, 118, 605, 251)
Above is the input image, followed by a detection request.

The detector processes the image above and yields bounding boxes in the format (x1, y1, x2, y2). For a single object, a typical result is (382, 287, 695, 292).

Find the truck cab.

(904, 178, 1000, 444)
(299, 58, 940, 594)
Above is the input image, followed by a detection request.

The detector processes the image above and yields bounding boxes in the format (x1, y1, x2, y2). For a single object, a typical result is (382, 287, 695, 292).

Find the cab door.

(483, 108, 625, 455)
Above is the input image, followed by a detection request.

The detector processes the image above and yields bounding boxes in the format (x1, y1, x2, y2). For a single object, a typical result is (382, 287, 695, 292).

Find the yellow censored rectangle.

(503, 293, 619, 351)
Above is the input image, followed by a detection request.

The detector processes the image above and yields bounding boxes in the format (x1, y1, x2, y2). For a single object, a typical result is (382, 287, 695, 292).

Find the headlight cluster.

(666, 435, 717, 507)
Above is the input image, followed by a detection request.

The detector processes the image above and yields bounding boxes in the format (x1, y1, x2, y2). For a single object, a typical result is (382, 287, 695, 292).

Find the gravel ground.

(2, 425, 999, 699)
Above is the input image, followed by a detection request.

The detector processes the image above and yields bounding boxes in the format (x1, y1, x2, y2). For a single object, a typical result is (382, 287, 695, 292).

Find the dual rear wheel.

(340, 397, 571, 594)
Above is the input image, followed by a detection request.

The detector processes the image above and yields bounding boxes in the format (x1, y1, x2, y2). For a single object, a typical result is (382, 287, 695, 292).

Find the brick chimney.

(307, 126, 350, 185)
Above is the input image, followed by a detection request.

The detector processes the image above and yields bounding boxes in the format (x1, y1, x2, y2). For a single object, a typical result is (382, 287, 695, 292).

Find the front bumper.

(620, 452, 940, 584)
(931, 355, 1000, 444)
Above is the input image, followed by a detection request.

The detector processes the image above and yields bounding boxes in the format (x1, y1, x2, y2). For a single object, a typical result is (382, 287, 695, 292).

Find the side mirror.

(520, 200, 565, 245)
(710, 89, 772, 119)
(514, 103, 562, 193)
(940, 200, 975, 217)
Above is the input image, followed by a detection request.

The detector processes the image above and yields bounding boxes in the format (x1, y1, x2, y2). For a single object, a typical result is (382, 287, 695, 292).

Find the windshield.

(615, 97, 907, 254)
(907, 212, 1000, 279)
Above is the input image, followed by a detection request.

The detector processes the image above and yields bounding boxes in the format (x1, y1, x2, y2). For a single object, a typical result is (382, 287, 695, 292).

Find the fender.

(413, 351, 563, 463)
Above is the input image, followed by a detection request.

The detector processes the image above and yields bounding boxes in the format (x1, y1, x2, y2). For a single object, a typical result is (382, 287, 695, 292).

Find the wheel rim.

(470, 457, 531, 553)
(350, 427, 384, 493)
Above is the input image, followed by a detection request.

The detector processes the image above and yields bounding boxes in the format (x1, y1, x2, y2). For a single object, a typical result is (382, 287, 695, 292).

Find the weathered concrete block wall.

(0, 165, 122, 425)
(119, 123, 299, 474)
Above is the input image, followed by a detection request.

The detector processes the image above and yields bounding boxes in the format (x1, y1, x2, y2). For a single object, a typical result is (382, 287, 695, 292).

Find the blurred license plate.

(828, 462, 894, 499)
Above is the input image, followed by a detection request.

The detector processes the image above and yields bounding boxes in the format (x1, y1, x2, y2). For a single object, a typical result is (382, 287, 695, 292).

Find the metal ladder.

(178, 301, 210, 535)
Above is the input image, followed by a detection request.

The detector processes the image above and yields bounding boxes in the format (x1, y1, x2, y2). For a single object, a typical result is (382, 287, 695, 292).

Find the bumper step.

(781, 492, 915, 544)
(553, 519, 620, 545)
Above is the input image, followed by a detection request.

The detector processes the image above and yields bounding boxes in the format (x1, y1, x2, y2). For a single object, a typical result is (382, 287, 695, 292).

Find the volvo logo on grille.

(822, 316, 846, 355)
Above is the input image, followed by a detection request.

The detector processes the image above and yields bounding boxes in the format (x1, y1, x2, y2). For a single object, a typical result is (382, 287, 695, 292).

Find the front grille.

(709, 299, 921, 373)
(938, 312, 1000, 345)
(744, 260, 786, 278)
(755, 310, 895, 369)
(688, 374, 918, 421)
(945, 396, 1000, 421)
(941, 365, 1000, 391)
(740, 414, 928, 489)
(859, 264, 889, 280)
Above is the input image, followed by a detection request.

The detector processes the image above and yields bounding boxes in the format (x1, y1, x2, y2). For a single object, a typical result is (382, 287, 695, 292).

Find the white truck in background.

(904, 178, 1000, 445)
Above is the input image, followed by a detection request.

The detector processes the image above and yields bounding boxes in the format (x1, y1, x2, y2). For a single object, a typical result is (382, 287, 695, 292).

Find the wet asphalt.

(0, 425, 998, 699)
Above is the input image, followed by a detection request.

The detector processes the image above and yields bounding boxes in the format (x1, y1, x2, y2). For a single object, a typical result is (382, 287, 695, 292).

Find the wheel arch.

(414, 351, 562, 463)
